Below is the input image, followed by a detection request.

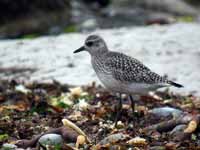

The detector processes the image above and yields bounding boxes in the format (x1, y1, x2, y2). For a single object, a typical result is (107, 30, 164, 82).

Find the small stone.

(74, 99, 90, 111)
(163, 99, 173, 104)
(149, 106, 183, 118)
(60, 93, 74, 105)
(137, 106, 148, 115)
(69, 87, 83, 98)
(170, 124, 187, 135)
(76, 135, 86, 148)
(76, 135, 86, 145)
(151, 131, 161, 140)
(127, 137, 147, 146)
(165, 142, 177, 149)
(67, 143, 76, 147)
(192, 98, 200, 109)
(150, 146, 166, 150)
(149, 92, 162, 100)
(99, 133, 129, 145)
(184, 120, 198, 133)
(38, 134, 63, 148)
(181, 103, 193, 109)
(2, 143, 17, 150)
(15, 85, 30, 94)
(181, 114, 193, 123)
(122, 104, 130, 109)
(116, 121, 125, 129)
(68, 110, 82, 120)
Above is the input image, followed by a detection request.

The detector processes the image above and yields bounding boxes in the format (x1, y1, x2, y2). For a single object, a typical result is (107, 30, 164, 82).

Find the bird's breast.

(91, 57, 159, 95)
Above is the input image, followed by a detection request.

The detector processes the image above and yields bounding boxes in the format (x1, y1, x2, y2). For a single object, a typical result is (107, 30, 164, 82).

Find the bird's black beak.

(73, 46, 85, 53)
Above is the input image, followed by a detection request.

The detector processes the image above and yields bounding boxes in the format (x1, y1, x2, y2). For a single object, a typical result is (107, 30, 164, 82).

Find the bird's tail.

(168, 81, 183, 88)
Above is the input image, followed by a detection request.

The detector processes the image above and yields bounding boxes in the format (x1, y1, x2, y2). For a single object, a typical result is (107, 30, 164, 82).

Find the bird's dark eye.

(86, 41, 93, 47)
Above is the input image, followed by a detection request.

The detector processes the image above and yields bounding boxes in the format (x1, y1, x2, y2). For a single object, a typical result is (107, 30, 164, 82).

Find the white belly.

(96, 73, 159, 95)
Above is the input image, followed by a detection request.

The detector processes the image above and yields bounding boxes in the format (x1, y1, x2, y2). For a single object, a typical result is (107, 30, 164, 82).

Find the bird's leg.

(129, 95, 140, 125)
(114, 93, 122, 127)
(129, 95, 135, 114)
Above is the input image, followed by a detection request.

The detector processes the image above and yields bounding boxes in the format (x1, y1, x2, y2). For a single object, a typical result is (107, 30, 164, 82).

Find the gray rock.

(170, 124, 187, 135)
(0, 23, 200, 95)
(0, 1, 71, 39)
(149, 106, 183, 118)
(38, 134, 63, 148)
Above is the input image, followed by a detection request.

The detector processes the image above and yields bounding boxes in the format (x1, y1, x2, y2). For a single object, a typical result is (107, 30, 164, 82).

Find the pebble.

(127, 137, 147, 146)
(99, 133, 129, 145)
(2, 143, 17, 150)
(149, 106, 183, 118)
(38, 134, 63, 148)
(170, 124, 187, 135)
(15, 84, 30, 94)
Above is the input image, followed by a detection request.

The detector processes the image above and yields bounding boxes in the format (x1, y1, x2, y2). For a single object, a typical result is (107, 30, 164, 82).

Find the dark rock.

(0, 0, 71, 39)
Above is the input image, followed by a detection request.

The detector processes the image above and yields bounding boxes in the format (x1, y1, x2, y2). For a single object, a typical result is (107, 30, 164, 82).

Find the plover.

(74, 35, 183, 125)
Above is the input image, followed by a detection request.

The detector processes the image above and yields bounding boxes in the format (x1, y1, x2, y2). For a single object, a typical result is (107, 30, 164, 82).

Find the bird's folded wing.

(104, 52, 166, 84)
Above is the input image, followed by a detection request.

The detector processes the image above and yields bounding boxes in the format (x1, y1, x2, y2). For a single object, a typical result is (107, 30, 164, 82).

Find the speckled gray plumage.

(103, 52, 167, 84)
(74, 35, 183, 94)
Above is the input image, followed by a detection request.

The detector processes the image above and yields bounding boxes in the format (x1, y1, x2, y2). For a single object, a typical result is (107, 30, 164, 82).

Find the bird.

(73, 35, 183, 126)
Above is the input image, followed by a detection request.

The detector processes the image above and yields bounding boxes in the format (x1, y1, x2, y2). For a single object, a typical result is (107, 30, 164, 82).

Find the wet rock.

(149, 106, 183, 118)
(38, 134, 63, 148)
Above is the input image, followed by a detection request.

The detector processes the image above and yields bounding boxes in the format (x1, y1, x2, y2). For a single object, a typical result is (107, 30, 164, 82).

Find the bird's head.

(74, 35, 108, 55)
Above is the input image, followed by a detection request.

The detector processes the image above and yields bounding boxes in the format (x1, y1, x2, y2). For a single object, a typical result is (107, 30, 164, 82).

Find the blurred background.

(0, 0, 200, 39)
